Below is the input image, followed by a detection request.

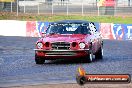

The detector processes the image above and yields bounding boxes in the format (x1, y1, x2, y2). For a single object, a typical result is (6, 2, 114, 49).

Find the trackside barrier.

(0, 20, 26, 36)
(0, 20, 132, 40)
(26, 21, 49, 37)
(100, 23, 132, 40)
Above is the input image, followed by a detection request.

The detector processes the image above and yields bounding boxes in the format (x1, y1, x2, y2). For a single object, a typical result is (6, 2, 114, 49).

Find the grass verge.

(0, 12, 132, 24)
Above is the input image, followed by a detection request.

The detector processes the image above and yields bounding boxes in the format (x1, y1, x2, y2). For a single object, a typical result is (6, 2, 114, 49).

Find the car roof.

(50, 20, 89, 25)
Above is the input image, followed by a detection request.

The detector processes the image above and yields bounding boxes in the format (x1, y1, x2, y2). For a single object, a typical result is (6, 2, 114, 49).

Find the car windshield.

(46, 23, 91, 34)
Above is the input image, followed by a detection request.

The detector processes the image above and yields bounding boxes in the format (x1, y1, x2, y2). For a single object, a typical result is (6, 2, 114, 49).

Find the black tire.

(88, 50, 94, 63)
(95, 47, 103, 59)
(35, 54, 45, 64)
(84, 46, 93, 63)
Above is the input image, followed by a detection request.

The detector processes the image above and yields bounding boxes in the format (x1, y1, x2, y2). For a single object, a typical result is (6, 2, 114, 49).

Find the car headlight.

(79, 42, 85, 49)
(37, 42, 43, 49)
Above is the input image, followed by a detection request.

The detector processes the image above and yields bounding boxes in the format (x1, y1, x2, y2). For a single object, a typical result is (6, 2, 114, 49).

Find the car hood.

(42, 34, 90, 43)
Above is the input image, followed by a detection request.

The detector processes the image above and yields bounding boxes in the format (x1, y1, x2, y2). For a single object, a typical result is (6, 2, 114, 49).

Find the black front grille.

(52, 42, 70, 50)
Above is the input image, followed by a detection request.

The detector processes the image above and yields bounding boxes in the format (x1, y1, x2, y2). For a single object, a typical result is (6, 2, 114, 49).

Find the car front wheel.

(35, 54, 45, 64)
(88, 49, 94, 62)
(95, 47, 103, 59)
(84, 47, 93, 63)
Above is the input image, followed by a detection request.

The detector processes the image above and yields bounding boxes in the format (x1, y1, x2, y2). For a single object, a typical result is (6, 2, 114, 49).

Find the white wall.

(0, 20, 26, 36)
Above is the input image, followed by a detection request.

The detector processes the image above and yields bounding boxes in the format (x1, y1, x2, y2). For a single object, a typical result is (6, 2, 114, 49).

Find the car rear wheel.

(95, 47, 103, 59)
(35, 54, 45, 64)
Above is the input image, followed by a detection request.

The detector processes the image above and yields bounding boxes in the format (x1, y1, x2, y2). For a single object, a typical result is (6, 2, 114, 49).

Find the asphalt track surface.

(0, 36, 132, 87)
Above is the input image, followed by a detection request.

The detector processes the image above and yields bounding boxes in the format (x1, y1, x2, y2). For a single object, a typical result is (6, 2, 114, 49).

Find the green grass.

(48, 15, 132, 24)
(0, 12, 132, 24)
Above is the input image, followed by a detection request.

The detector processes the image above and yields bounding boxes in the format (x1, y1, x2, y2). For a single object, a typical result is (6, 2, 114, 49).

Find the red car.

(34, 20, 103, 64)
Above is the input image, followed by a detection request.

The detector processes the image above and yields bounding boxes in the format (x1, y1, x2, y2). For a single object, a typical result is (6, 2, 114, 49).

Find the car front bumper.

(34, 49, 90, 59)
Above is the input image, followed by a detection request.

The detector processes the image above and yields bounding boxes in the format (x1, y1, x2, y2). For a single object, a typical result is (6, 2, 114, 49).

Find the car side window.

(75, 25, 92, 34)
(89, 22, 97, 35)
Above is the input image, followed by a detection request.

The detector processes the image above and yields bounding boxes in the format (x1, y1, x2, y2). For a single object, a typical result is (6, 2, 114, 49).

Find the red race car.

(34, 20, 103, 64)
